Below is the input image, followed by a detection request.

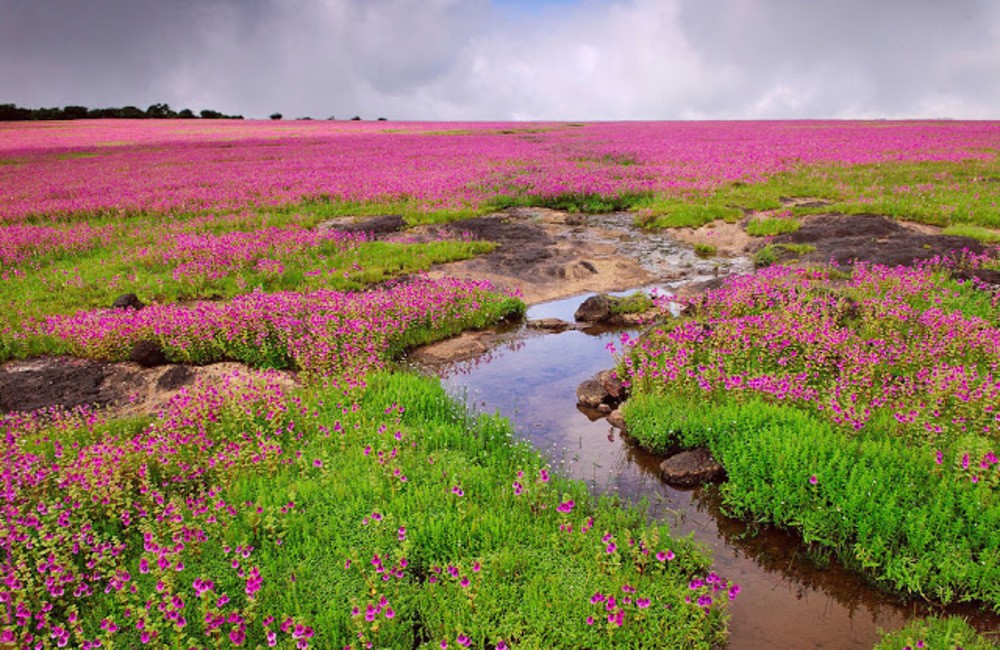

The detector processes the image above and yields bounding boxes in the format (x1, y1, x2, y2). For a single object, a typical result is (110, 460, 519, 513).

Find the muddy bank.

(0, 356, 298, 418)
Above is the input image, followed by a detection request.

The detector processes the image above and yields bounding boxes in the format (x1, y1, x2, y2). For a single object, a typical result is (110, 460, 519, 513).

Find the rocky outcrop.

(659, 448, 726, 487)
(112, 293, 144, 310)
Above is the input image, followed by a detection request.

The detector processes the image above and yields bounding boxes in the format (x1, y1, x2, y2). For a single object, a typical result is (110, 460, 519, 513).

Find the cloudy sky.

(2, 0, 998, 120)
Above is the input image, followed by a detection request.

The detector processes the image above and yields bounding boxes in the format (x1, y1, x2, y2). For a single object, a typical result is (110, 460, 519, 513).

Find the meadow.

(1, 119, 999, 648)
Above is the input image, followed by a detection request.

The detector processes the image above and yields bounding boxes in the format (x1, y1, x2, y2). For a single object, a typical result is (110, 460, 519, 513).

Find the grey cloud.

(0, 0, 997, 119)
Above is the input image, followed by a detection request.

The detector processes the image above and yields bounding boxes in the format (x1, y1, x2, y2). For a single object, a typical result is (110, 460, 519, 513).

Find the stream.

(411, 291, 998, 649)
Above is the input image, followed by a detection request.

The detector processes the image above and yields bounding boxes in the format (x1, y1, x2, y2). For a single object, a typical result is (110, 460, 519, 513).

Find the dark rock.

(527, 318, 573, 332)
(564, 213, 586, 226)
(574, 293, 614, 323)
(597, 403, 612, 414)
(129, 340, 168, 368)
(660, 448, 726, 487)
(576, 378, 607, 408)
(156, 365, 194, 390)
(328, 214, 406, 236)
(112, 293, 144, 310)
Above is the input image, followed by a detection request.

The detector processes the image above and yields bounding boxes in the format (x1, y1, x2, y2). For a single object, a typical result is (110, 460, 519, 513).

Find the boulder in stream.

(527, 318, 574, 332)
(576, 369, 626, 409)
(659, 448, 726, 487)
(574, 293, 615, 323)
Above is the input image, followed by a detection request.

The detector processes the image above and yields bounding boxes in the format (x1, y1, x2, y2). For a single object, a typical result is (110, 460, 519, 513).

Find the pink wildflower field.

(1, 119, 997, 221)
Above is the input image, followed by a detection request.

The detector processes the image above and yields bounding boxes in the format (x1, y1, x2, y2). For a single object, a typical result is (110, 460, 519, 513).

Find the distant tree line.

(0, 103, 244, 121)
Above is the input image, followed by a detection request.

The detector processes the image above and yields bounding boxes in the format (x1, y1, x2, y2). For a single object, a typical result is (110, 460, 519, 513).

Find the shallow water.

(414, 293, 998, 649)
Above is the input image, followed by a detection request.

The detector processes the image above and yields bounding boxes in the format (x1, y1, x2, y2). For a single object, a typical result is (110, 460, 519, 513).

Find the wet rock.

(576, 378, 607, 408)
(660, 448, 726, 487)
(156, 365, 194, 390)
(607, 407, 627, 431)
(574, 293, 614, 323)
(411, 333, 488, 364)
(129, 340, 168, 368)
(576, 369, 626, 409)
(112, 293, 144, 310)
(527, 318, 573, 332)
(595, 369, 623, 401)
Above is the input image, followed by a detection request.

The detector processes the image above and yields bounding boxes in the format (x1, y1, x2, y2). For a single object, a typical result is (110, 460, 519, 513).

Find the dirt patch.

(0, 357, 298, 418)
(409, 208, 653, 305)
(669, 220, 754, 257)
(776, 214, 988, 267)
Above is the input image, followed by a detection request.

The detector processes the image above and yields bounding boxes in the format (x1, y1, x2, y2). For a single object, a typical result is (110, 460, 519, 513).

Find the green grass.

(20, 372, 731, 648)
(753, 242, 816, 267)
(694, 243, 718, 258)
(623, 393, 1000, 608)
(610, 291, 655, 316)
(0, 238, 494, 334)
(635, 201, 743, 230)
(745, 217, 801, 236)
(942, 223, 1000, 243)
(486, 191, 652, 215)
(876, 616, 997, 649)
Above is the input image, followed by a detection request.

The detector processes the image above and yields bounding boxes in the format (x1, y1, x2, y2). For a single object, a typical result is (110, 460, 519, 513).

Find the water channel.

(411, 296, 997, 648)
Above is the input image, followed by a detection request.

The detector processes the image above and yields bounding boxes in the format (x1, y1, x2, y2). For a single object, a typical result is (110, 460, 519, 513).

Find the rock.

(659, 448, 726, 487)
(564, 213, 586, 226)
(411, 333, 488, 364)
(112, 293, 144, 310)
(527, 318, 573, 332)
(576, 378, 607, 408)
(574, 293, 614, 323)
(595, 369, 623, 400)
(156, 365, 194, 390)
(576, 369, 625, 409)
(320, 214, 405, 236)
(129, 340, 168, 368)
(607, 408, 626, 430)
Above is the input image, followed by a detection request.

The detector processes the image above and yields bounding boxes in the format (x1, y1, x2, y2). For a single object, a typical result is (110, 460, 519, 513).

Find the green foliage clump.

(635, 203, 743, 230)
(610, 291, 654, 315)
(875, 616, 997, 649)
(694, 243, 717, 258)
(745, 216, 801, 236)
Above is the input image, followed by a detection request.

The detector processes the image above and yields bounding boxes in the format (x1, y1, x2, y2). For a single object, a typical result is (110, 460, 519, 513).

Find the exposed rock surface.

(112, 293, 144, 310)
(659, 448, 726, 487)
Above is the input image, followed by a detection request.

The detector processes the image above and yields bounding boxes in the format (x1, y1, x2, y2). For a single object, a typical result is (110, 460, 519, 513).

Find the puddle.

(412, 292, 999, 649)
